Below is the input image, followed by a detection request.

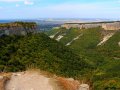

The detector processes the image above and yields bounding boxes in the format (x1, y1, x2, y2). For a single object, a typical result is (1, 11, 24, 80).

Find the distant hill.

(47, 27, 120, 89)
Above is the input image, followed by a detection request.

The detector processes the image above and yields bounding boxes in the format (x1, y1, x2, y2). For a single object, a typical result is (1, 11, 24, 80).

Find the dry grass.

(26, 69, 81, 90)
(56, 77, 80, 90)
(0, 73, 11, 90)
(26, 69, 82, 90)
(26, 69, 57, 78)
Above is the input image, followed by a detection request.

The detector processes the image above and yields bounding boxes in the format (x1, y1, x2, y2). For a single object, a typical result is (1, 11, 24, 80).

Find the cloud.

(24, 0, 34, 5)
(16, 4, 20, 7)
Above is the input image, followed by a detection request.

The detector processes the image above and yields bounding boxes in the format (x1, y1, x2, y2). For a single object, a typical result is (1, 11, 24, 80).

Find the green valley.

(47, 27, 120, 89)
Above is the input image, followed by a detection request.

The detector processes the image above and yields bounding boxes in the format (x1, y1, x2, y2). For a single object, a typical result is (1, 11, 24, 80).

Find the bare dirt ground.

(0, 71, 89, 90)
(5, 71, 59, 90)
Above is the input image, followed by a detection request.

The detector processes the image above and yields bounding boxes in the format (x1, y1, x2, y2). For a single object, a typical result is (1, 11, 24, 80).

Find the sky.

(0, 0, 120, 19)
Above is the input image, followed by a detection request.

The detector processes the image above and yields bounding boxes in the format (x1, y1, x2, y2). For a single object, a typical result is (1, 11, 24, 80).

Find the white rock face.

(49, 35, 55, 39)
(79, 84, 89, 90)
(56, 35, 64, 41)
(97, 33, 114, 46)
(66, 42, 72, 46)
(118, 42, 120, 47)
(66, 34, 83, 46)
(61, 23, 101, 29)
(49, 31, 60, 39)
(61, 22, 120, 31)
(102, 22, 120, 30)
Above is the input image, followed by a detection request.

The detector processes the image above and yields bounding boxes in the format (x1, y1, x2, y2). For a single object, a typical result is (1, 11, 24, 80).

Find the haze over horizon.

(0, 0, 120, 19)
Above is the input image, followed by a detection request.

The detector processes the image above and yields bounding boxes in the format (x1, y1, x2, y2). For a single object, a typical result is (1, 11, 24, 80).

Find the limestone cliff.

(61, 21, 120, 31)
(102, 22, 120, 30)
(0, 22, 37, 35)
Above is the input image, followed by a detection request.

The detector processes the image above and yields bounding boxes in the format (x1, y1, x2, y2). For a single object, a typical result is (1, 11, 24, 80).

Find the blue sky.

(0, 0, 120, 19)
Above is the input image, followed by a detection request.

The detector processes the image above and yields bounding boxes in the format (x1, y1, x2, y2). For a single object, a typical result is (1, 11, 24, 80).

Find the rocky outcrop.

(0, 22, 37, 35)
(102, 22, 120, 30)
(61, 21, 120, 31)
(61, 23, 101, 29)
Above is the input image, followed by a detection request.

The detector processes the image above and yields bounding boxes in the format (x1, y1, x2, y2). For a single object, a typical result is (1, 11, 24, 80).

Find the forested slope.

(0, 33, 92, 78)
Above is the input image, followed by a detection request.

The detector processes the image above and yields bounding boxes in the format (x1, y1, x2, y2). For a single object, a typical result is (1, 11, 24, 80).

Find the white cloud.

(16, 4, 20, 7)
(24, 0, 34, 5)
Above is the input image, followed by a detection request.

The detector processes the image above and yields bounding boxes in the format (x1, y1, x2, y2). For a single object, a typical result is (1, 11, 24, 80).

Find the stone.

(61, 21, 120, 31)
(118, 42, 120, 47)
(79, 84, 89, 90)
(0, 76, 3, 80)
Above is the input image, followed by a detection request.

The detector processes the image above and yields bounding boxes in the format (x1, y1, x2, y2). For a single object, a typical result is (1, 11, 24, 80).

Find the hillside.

(47, 27, 120, 89)
(0, 33, 92, 78)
